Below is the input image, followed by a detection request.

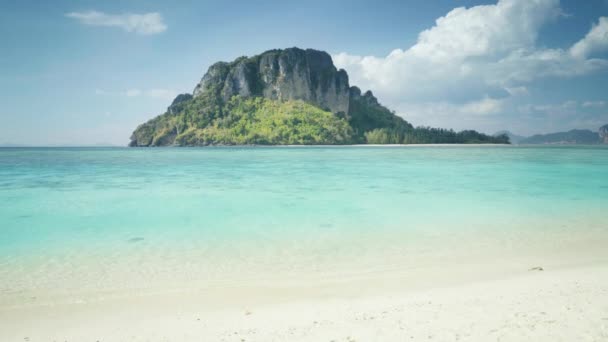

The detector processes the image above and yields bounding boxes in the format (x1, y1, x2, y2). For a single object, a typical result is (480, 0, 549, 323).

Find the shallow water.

(1, 146, 607, 302)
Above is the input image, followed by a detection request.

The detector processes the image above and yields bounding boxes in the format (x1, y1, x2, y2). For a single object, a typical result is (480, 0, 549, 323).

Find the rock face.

(192, 48, 350, 115)
(167, 93, 193, 115)
(600, 124, 608, 144)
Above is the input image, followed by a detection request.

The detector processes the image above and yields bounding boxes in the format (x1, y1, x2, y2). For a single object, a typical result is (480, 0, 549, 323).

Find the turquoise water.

(1, 146, 608, 298)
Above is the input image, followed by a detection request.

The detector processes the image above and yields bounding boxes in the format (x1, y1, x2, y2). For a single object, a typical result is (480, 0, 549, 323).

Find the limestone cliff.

(192, 48, 350, 115)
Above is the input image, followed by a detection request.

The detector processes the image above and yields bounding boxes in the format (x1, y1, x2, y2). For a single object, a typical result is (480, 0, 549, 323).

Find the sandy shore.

(1, 260, 607, 341)
(2, 217, 607, 341)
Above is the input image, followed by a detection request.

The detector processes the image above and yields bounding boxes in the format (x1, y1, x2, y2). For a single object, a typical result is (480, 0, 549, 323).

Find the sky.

(1, 0, 607, 145)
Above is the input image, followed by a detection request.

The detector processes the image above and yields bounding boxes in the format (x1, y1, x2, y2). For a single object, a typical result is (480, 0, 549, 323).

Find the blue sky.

(1, 0, 607, 145)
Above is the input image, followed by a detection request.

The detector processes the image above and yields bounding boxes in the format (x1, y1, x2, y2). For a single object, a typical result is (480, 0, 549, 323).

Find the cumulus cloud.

(333, 0, 608, 131)
(570, 17, 608, 59)
(66, 11, 167, 35)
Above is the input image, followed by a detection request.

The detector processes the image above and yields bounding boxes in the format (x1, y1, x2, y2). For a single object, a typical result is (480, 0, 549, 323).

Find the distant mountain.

(519, 129, 601, 145)
(129, 47, 508, 146)
(494, 131, 527, 144)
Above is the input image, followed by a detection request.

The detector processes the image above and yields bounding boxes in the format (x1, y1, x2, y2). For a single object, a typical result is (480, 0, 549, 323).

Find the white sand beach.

(1, 250, 607, 341)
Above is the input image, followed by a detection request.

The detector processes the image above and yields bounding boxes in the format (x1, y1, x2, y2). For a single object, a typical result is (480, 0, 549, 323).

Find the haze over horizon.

(1, 0, 608, 146)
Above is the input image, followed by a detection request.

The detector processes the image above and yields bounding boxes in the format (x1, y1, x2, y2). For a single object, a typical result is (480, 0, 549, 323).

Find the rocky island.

(130, 48, 509, 146)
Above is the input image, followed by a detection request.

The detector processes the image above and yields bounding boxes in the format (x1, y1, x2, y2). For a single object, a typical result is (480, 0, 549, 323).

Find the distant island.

(493, 131, 528, 145)
(130, 48, 508, 146)
(497, 125, 608, 145)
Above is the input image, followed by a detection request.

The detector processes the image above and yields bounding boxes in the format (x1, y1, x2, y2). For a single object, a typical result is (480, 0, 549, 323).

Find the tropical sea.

(1, 146, 608, 308)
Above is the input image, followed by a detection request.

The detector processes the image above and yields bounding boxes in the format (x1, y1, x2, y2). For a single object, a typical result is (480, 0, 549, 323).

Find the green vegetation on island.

(177, 97, 353, 145)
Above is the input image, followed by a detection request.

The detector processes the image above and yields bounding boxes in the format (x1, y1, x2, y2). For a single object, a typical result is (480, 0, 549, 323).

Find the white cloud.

(95, 88, 177, 100)
(128, 88, 177, 100)
(518, 100, 578, 116)
(400, 97, 504, 121)
(408, 0, 561, 62)
(333, 0, 608, 131)
(582, 100, 606, 108)
(570, 17, 608, 59)
(125, 88, 142, 97)
(504, 86, 529, 96)
(66, 11, 167, 35)
(334, 0, 564, 100)
(460, 97, 504, 115)
(145, 88, 177, 100)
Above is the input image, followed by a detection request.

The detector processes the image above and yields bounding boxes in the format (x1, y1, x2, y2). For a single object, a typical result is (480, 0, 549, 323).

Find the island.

(129, 48, 509, 146)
